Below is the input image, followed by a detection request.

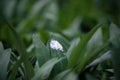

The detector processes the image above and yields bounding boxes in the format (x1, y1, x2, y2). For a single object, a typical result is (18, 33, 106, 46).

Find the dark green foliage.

(110, 23, 120, 80)
(0, 42, 11, 80)
(0, 0, 120, 80)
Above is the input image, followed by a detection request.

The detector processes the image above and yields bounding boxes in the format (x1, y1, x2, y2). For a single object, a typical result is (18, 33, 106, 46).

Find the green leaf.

(33, 33, 50, 67)
(32, 57, 64, 80)
(0, 42, 4, 54)
(49, 56, 68, 79)
(2, 17, 34, 80)
(87, 50, 111, 68)
(68, 24, 101, 70)
(66, 38, 80, 59)
(53, 70, 71, 80)
(110, 23, 120, 48)
(75, 27, 109, 72)
(110, 23, 120, 80)
(86, 28, 103, 55)
(62, 72, 78, 80)
(54, 69, 78, 80)
(46, 33, 68, 79)
(0, 42, 11, 80)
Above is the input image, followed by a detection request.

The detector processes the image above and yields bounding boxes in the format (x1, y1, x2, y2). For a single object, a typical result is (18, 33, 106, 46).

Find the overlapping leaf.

(33, 33, 50, 67)
(32, 57, 64, 80)
(110, 23, 120, 80)
(0, 42, 11, 80)
(68, 24, 109, 72)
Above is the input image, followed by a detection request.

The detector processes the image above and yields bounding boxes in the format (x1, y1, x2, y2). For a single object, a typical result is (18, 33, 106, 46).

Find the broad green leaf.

(46, 34, 68, 79)
(86, 28, 103, 55)
(53, 69, 78, 80)
(68, 24, 101, 69)
(75, 27, 109, 72)
(62, 72, 78, 80)
(87, 50, 111, 67)
(66, 38, 80, 59)
(31, 57, 64, 80)
(110, 23, 120, 48)
(53, 70, 71, 80)
(49, 56, 68, 79)
(76, 44, 108, 72)
(33, 33, 50, 66)
(110, 23, 120, 80)
(0, 46, 11, 80)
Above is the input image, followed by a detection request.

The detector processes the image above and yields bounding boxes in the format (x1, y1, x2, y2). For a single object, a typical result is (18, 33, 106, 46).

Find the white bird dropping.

(50, 39, 63, 51)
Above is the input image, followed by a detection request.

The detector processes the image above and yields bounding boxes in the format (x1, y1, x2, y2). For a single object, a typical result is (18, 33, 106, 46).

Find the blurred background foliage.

(0, 0, 120, 80)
